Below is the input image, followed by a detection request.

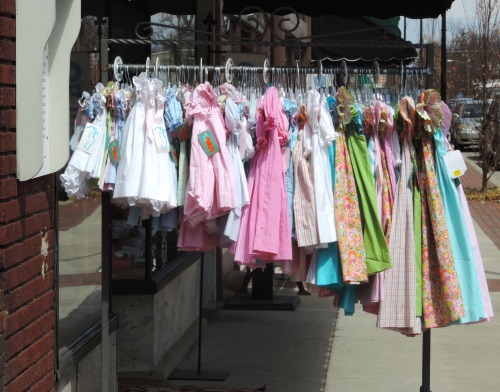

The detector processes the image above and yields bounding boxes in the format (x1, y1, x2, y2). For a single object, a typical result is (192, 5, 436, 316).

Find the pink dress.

(233, 87, 292, 267)
(183, 82, 236, 227)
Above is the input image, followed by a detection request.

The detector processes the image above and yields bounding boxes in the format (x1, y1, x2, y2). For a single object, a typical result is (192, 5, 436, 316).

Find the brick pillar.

(0, 1, 57, 391)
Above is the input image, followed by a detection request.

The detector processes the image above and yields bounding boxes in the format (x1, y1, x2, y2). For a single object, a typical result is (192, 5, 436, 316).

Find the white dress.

(137, 78, 177, 217)
(223, 97, 250, 242)
(60, 83, 107, 198)
(304, 90, 337, 245)
(113, 73, 148, 208)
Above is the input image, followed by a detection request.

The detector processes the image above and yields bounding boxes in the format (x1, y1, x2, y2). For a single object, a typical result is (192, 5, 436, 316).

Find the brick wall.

(0, 1, 57, 391)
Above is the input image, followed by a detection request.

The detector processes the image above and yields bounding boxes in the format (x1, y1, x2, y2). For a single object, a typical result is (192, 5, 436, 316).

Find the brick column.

(0, 1, 57, 391)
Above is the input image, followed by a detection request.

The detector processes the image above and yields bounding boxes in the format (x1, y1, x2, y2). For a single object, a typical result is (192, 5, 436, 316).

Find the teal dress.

(434, 129, 484, 323)
(316, 141, 342, 288)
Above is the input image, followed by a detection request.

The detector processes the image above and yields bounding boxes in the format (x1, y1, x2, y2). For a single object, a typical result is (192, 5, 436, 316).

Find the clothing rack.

(109, 56, 431, 88)
(100, 49, 436, 392)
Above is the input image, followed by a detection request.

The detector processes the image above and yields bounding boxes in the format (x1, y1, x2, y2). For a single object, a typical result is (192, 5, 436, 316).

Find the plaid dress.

(292, 130, 320, 248)
(377, 138, 422, 335)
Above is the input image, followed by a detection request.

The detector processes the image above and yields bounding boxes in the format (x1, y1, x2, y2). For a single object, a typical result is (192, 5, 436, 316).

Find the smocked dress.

(345, 101, 392, 276)
(233, 86, 292, 266)
(113, 74, 149, 207)
(377, 99, 421, 334)
(334, 88, 367, 284)
(416, 90, 465, 328)
(440, 102, 493, 320)
(61, 83, 108, 198)
(434, 127, 485, 323)
(137, 78, 177, 217)
(183, 82, 236, 227)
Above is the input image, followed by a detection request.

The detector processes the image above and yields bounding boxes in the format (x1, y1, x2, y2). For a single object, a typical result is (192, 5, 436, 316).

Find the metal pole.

(441, 12, 447, 102)
(100, 37, 111, 392)
(197, 252, 204, 375)
(420, 329, 432, 392)
(101, 191, 111, 392)
(466, 63, 470, 97)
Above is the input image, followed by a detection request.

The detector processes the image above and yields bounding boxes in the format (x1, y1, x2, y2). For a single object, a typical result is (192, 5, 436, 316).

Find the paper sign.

(198, 130, 220, 157)
(153, 125, 170, 153)
(444, 150, 467, 178)
(108, 140, 120, 164)
(77, 123, 99, 154)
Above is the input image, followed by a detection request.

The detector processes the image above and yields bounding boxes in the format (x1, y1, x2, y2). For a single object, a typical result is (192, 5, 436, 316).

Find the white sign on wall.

(16, 0, 81, 181)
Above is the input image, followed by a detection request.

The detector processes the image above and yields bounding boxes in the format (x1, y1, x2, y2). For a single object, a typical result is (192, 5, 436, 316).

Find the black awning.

(311, 16, 418, 65)
(223, 0, 454, 19)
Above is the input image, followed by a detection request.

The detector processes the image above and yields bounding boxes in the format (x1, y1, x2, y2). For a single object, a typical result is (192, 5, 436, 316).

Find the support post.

(441, 12, 447, 102)
(420, 329, 432, 392)
(101, 192, 112, 391)
(168, 252, 229, 381)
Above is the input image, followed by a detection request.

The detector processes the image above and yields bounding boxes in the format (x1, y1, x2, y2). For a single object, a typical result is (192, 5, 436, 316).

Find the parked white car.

(450, 100, 483, 149)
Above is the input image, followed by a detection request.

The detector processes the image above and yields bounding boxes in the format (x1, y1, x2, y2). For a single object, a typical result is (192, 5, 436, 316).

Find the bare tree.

(463, 0, 499, 191)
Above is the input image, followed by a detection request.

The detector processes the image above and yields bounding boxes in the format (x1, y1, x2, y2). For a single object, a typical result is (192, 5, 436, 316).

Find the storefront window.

(57, 191, 102, 355)
(151, 12, 196, 66)
(57, 14, 107, 357)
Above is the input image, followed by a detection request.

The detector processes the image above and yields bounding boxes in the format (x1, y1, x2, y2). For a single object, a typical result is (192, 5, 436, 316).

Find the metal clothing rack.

(107, 57, 431, 100)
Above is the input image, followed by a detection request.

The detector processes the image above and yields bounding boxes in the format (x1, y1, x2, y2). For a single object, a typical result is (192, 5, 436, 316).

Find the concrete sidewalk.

(121, 151, 500, 392)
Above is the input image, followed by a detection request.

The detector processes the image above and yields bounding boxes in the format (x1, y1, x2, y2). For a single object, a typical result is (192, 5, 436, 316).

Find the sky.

(398, 0, 474, 43)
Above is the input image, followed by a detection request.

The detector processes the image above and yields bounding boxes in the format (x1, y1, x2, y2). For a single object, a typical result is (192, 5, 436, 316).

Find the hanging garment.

(434, 127, 485, 324)
(419, 131, 465, 329)
(103, 87, 131, 190)
(69, 91, 91, 152)
(440, 102, 493, 320)
(381, 106, 397, 199)
(164, 86, 189, 207)
(316, 140, 342, 288)
(223, 97, 250, 242)
(292, 129, 320, 248)
(333, 90, 367, 283)
(283, 98, 299, 238)
(344, 100, 392, 276)
(61, 83, 108, 198)
(377, 136, 421, 335)
(233, 86, 292, 266)
(177, 212, 219, 252)
(137, 78, 177, 217)
(183, 81, 236, 226)
(359, 101, 390, 311)
(304, 90, 338, 245)
(113, 73, 150, 207)
(314, 92, 338, 243)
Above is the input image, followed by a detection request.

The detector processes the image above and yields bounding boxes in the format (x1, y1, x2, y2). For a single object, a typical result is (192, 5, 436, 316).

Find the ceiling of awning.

(82, 1, 454, 19)
(222, 0, 454, 19)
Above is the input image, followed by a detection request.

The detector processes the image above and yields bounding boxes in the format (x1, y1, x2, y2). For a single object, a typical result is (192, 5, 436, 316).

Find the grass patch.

(463, 187, 500, 202)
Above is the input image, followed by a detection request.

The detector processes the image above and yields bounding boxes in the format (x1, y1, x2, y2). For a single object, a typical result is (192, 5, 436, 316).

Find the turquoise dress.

(434, 129, 485, 323)
(316, 141, 342, 288)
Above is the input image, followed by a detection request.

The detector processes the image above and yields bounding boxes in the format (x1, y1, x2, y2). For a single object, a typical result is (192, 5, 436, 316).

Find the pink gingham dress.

(233, 87, 292, 267)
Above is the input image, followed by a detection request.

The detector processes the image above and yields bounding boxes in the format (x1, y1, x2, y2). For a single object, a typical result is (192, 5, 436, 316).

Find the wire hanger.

(225, 57, 234, 85)
(145, 57, 150, 79)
